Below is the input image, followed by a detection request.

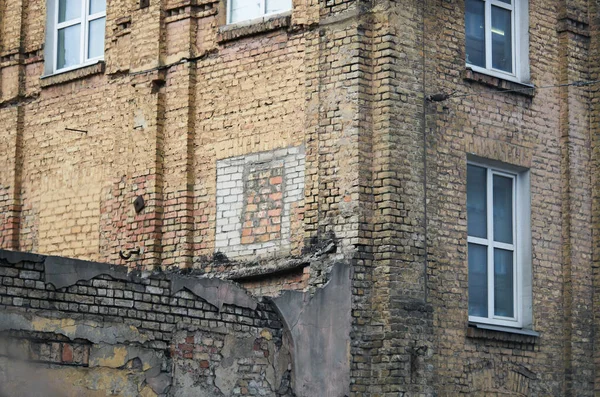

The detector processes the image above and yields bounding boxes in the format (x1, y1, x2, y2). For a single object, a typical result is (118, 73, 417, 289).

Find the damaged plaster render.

(43, 252, 257, 311)
(271, 263, 352, 397)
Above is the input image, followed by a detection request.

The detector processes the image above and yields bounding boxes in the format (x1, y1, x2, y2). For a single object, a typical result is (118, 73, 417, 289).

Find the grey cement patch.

(171, 276, 258, 311)
(45, 255, 128, 289)
(0, 249, 45, 265)
(0, 311, 149, 345)
(271, 263, 352, 397)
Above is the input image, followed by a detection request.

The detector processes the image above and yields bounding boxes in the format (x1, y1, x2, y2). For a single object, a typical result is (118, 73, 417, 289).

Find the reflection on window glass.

(468, 243, 488, 318)
(88, 18, 105, 59)
(266, 0, 291, 14)
(493, 174, 513, 244)
(229, 0, 262, 23)
(57, 24, 81, 69)
(89, 0, 106, 14)
(494, 248, 514, 317)
(467, 165, 487, 238)
(465, 0, 485, 67)
(59, 0, 82, 23)
(491, 6, 513, 72)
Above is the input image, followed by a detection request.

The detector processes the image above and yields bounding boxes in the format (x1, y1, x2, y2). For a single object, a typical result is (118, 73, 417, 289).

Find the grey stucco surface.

(45, 255, 129, 289)
(171, 277, 258, 311)
(271, 263, 352, 397)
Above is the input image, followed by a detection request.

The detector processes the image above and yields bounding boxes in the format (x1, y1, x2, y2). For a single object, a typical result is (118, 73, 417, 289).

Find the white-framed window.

(467, 159, 531, 328)
(465, 0, 529, 82)
(227, 0, 292, 24)
(45, 0, 106, 74)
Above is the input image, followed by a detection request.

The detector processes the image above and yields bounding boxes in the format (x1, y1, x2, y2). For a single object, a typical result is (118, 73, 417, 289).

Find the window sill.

(462, 68, 535, 98)
(40, 61, 105, 88)
(217, 12, 291, 43)
(467, 322, 539, 344)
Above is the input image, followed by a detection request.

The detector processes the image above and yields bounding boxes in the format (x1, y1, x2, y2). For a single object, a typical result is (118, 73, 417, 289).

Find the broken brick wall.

(0, 250, 294, 397)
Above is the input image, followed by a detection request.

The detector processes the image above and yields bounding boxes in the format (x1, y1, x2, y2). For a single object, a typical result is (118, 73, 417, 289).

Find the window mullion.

(57, 19, 81, 29)
(88, 12, 106, 21)
(487, 167, 494, 319)
(512, 174, 519, 323)
(54, 0, 59, 72)
(485, 0, 492, 70)
(82, 0, 89, 62)
(512, 5, 517, 79)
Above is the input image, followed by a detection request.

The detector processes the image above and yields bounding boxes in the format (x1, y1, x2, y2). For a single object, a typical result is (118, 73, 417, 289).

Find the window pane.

(493, 174, 513, 244)
(89, 0, 106, 14)
(494, 248, 514, 317)
(59, 0, 82, 23)
(266, 0, 291, 14)
(88, 17, 105, 59)
(57, 24, 81, 69)
(465, 0, 485, 67)
(467, 165, 487, 238)
(491, 6, 513, 73)
(229, 0, 263, 23)
(469, 243, 488, 318)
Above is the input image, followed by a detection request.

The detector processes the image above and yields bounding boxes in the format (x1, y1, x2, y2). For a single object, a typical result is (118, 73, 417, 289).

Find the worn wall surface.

(0, 250, 295, 397)
(2, 0, 600, 396)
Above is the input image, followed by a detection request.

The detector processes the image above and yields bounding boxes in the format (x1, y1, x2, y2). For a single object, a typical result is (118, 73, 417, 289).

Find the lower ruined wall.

(0, 250, 294, 397)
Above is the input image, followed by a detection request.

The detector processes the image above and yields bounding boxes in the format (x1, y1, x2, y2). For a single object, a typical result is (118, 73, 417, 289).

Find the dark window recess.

(140, 0, 150, 8)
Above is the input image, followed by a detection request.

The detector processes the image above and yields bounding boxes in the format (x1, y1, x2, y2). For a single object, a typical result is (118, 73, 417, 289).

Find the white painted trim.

(227, 0, 291, 25)
(47, 0, 106, 74)
(467, 159, 531, 329)
(466, 0, 529, 83)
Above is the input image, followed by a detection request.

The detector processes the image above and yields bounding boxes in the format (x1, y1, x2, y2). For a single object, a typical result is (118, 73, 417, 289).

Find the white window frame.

(465, 0, 530, 83)
(44, 0, 106, 75)
(467, 158, 532, 329)
(226, 0, 291, 25)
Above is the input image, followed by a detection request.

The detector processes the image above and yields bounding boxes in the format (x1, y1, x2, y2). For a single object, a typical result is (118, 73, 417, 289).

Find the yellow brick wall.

(1, 0, 600, 395)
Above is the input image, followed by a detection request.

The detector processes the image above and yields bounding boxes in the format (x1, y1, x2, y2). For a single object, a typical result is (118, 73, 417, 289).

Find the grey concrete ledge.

(0, 249, 45, 265)
(217, 13, 291, 43)
(2, 249, 260, 312)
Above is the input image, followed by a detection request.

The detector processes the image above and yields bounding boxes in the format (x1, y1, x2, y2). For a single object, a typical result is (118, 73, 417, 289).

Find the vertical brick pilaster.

(557, 1, 594, 394)
(0, 0, 27, 250)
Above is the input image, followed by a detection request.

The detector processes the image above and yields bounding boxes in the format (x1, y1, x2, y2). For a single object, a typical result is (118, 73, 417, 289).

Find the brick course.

(1, 0, 600, 395)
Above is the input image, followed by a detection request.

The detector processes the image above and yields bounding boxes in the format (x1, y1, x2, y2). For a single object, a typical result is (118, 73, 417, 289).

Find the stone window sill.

(217, 12, 291, 43)
(40, 61, 105, 88)
(462, 68, 535, 98)
(467, 322, 539, 344)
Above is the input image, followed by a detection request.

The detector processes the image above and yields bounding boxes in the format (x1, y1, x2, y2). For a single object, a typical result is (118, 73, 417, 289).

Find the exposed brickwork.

(0, 252, 292, 396)
(2, 0, 600, 395)
(215, 147, 305, 258)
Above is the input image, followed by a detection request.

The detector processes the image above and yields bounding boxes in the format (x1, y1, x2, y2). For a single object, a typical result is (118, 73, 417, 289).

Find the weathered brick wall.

(0, 0, 311, 274)
(419, 0, 596, 395)
(2, 0, 600, 395)
(0, 249, 293, 396)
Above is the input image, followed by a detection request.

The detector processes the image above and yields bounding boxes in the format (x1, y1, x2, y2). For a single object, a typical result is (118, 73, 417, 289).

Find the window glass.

(89, 0, 106, 14)
(468, 243, 488, 318)
(266, 0, 292, 15)
(88, 17, 105, 59)
(59, 0, 82, 23)
(493, 174, 513, 244)
(467, 165, 487, 238)
(229, 0, 263, 23)
(491, 5, 513, 72)
(494, 248, 514, 317)
(465, 0, 485, 68)
(57, 24, 81, 69)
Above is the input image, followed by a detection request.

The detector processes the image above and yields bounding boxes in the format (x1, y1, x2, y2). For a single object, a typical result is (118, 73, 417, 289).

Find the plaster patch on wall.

(215, 146, 305, 258)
